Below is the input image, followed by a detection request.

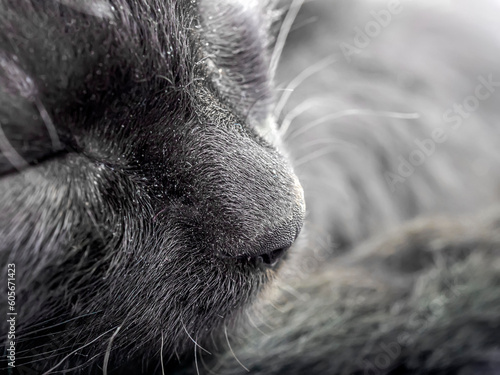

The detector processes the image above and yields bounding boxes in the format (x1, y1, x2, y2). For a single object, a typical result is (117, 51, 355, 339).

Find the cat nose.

(253, 247, 289, 268)
(255, 219, 303, 267)
(232, 208, 304, 268)
(216, 173, 306, 268)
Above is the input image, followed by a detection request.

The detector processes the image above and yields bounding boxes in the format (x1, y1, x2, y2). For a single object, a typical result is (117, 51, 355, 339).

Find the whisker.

(156, 74, 174, 85)
(293, 145, 347, 167)
(0, 121, 29, 171)
(103, 326, 121, 375)
(15, 346, 67, 363)
(245, 311, 269, 337)
(41, 327, 118, 375)
(34, 97, 62, 150)
(194, 343, 200, 375)
(287, 109, 420, 141)
(296, 137, 358, 150)
(249, 307, 275, 331)
(47, 354, 101, 374)
(160, 332, 165, 375)
(224, 325, 249, 372)
(180, 319, 212, 355)
(20, 311, 103, 338)
(278, 283, 307, 301)
(266, 299, 286, 313)
(269, 0, 305, 82)
(279, 97, 341, 136)
(17, 326, 88, 346)
(290, 15, 319, 33)
(54, 0, 114, 19)
(274, 54, 338, 119)
(242, 91, 273, 123)
(199, 346, 220, 375)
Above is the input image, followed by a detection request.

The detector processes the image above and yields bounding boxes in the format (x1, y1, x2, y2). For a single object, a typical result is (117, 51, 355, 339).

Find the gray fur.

(0, 0, 499, 374)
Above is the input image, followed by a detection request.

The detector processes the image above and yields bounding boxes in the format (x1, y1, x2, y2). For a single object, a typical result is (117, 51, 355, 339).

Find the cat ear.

(0, 53, 64, 176)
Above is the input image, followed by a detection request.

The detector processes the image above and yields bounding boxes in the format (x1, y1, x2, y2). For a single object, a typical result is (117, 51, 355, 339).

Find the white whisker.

(279, 97, 342, 136)
(181, 319, 212, 355)
(294, 145, 347, 167)
(103, 326, 121, 375)
(290, 15, 319, 33)
(34, 97, 62, 150)
(194, 343, 200, 375)
(200, 349, 220, 375)
(278, 283, 308, 301)
(287, 109, 420, 141)
(296, 137, 358, 150)
(245, 311, 269, 337)
(269, 0, 305, 82)
(0, 121, 28, 171)
(249, 308, 275, 331)
(266, 299, 286, 313)
(160, 332, 166, 375)
(224, 325, 249, 372)
(42, 327, 118, 375)
(274, 54, 338, 119)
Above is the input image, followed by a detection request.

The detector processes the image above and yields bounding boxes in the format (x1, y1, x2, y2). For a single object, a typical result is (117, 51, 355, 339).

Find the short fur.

(0, 0, 499, 374)
(0, 0, 304, 372)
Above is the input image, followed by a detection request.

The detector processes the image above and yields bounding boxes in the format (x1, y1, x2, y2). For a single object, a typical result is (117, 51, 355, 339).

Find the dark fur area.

(0, 0, 499, 374)
(0, 0, 304, 372)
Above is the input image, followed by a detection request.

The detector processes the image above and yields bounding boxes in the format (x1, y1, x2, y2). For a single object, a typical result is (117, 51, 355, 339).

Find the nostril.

(249, 216, 303, 268)
(258, 246, 290, 268)
(231, 245, 291, 268)
(219, 207, 304, 268)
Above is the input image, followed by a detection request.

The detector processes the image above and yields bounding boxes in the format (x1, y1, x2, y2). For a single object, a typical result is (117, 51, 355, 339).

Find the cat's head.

(0, 0, 304, 371)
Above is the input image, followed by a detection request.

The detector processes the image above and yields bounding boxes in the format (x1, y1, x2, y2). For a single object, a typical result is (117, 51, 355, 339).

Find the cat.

(0, 0, 305, 372)
(0, 0, 499, 374)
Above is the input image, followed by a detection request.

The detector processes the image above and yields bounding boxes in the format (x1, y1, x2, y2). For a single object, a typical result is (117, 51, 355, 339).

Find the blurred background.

(275, 0, 500, 259)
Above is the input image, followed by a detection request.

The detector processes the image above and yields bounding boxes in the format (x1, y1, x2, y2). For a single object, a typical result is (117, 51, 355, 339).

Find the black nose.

(254, 246, 290, 268)
(233, 219, 303, 268)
